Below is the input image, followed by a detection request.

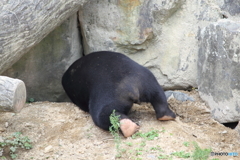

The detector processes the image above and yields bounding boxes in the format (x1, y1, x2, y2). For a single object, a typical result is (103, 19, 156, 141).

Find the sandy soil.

(0, 90, 239, 160)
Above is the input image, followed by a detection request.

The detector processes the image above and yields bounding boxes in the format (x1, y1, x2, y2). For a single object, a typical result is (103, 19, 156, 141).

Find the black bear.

(62, 51, 176, 137)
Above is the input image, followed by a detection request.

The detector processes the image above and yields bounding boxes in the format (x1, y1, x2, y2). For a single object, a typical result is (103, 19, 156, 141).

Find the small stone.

(5, 122, 8, 128)
(0, 136, 4, 143)
(44, 145, 53, 153)
(219, 130, 227, 134)
(93, 141, 103, 146)
(222, 130, 227, 134)
(0, 127, 5, 132)
(79, 150, 85, 154)
(24, 123, 32, 127)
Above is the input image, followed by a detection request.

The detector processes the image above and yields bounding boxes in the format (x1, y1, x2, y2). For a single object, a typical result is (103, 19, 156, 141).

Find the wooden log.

(0, 0, 86, 74)
(0, 76, 26, 112)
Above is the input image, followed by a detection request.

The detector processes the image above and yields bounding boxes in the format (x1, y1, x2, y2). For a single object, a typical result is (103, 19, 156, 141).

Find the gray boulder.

(217, 0, 240, 17)
(198, 19, 240, 123)
(165, 91, 194, 102)
(3, 14, 82, 102)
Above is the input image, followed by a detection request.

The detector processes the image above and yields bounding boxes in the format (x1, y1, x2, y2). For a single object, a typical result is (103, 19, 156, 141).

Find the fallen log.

(0, 0, 86, 74)
(0, 76, 26, 112)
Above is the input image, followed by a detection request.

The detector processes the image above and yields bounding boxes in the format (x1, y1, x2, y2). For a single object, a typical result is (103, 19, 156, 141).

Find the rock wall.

(3, 14, 82, 102)
(198, 1, 240, 123)
(78, 0, 222, 89)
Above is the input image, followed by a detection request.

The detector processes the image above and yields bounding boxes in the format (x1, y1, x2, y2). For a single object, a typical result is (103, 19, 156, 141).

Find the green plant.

(86, 126, 94, 139)
(160, 127, 166, 133)
(191, 142, 211, 160)
(109, 110, 122, 158)
(150, 145, 162, 152)
(136, 147, 144, 152)
(140, 141, 146, 147)
(125, 142, 133, 147)
(0, 132, 32, 159)
(128, 149, 134, 154)
(132, 129, 159, 140)
(158, 154, 172, 159)
(171, 151, 191, 158)
(130, 129, 161, 159)
(183, 141, 190, 147)
(136, 151, 143, 156)
(27, 98, 35, 103)
(134, 146, 145, 157)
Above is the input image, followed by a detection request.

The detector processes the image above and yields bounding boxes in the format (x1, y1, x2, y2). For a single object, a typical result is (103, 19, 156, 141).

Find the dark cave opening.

(222, 121, 239, 129)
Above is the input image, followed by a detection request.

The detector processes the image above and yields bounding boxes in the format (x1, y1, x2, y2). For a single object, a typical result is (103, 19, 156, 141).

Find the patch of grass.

(128, 149, 134, 154)
(171, 151, 191, 158)
(136, 147, 144, 152)
(140, 141, 146, 147)
(160, 127, 166, 133)
(26, 98, 35, 103)
(136, 151, 143, 156)
(132, 129, 159, 140)
(109, 113, 212, 160)
(86, 126, 94, 139)
(183, 141, 190, 147)
(0, 132, 32, 159)
(150, 145, 162, 152)
(124, 142, 133, 147)
(170, 142, 211, 160)
(192, 142, 211, 160)
(158, 154, 173, 159)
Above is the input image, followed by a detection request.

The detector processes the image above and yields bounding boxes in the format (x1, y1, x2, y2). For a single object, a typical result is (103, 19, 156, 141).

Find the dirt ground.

(0, 90, 240, 160)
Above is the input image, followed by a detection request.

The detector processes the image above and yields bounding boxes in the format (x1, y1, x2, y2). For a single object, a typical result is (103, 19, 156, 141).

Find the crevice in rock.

(221, 14, 228, 19)
(77, 11, 85, 56)
(222, 121, 239, 129)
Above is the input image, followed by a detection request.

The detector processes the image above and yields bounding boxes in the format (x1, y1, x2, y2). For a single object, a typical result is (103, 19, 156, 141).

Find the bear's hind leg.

(150, 89, 176, 120)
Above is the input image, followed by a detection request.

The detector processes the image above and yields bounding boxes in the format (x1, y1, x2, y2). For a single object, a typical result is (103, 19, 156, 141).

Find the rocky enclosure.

(1, 0, 240, 123)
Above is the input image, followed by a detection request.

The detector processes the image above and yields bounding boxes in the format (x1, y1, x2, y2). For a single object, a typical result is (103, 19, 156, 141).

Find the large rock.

(198, 19, 240, 123)
(78, 0, 222, 89)
(217, 0, 240, 17)
(0, 0, 87, 74)
(3, 14, 82, 102)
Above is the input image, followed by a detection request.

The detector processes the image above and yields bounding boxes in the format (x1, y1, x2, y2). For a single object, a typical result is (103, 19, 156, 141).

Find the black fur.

(62, 51, 176, 130)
